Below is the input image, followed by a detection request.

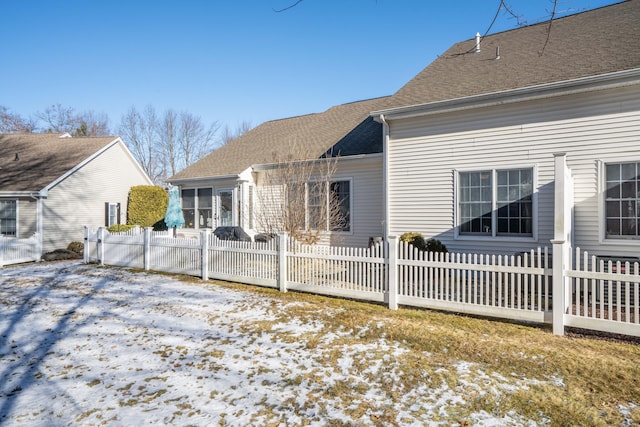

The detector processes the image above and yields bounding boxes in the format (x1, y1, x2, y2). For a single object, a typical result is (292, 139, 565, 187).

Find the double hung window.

(458, 168, 533, 237)
(605, 162, 640, 239)
(0, 200, 17, 237)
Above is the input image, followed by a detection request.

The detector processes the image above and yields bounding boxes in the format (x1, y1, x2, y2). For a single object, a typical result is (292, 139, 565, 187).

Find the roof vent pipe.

(14, 153, 19, 161)
(475, 32, 481, 52)
(495, 46, 500, 60)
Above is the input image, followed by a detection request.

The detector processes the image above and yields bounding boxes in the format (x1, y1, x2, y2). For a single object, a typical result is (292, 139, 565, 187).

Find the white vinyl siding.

(387, 84, 640, 256)
(42, 141, 152, 252)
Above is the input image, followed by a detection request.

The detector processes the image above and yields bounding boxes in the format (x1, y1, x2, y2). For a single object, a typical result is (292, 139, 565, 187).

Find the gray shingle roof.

(0, 133, 118, 192)
(388, 0, 640, 109)
(170, 96, 391, 180)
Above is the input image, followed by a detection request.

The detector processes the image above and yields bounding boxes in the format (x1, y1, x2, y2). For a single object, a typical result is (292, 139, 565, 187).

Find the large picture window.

(0, 200, 17, 237)
(605, 162, 639, 239)
(458, 168, 533, 237)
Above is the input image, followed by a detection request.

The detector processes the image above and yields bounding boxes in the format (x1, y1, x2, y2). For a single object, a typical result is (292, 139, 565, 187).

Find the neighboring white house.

(169, 97, 391, 247)
(0, 133, 153, 253)
(372, 0, 640, 257)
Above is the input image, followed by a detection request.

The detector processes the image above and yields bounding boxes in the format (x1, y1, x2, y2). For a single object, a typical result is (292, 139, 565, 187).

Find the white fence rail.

(84, 226, 640, 338)
(0, 233, 41, 267)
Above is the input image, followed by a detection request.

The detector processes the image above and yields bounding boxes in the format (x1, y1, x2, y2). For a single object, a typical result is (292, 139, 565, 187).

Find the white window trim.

(453, 165, 538, 243)
(598, 159, 640, 245)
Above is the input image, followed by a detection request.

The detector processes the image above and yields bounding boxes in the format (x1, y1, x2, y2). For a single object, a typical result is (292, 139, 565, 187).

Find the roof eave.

(372, 68, 640, 122)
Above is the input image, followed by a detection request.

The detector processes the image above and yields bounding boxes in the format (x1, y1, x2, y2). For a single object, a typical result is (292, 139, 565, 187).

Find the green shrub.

(399, 232, 448, 253)
(426, 238, 448, 253)
(67, 241, 84, 255)
(107, 224, 137, 233)
(127, 186, 168, 227)
(399, 232, 427, 251)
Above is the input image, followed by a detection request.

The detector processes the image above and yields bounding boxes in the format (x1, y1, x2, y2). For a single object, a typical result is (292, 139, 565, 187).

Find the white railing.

(0, 233, 41, 266)
(394, 242, 552, 323)
(84, 226, 640, 338)
(565, 247, 640, 337)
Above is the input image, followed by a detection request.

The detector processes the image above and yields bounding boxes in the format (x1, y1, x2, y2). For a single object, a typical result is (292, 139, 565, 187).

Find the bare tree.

(0, 106, 36, 133)
(179, 112, 219, 168)
(74, 110, 111, 137)
(119, 105, 163, 183)
(255, 145, 346, 245)
(159, 109, 179, 177)
(219, 121, 253, 146)
(36, 104, 79, 133)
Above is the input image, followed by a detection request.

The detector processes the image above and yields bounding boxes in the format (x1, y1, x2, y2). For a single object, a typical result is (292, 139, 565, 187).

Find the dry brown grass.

(202, 278, 640, 426)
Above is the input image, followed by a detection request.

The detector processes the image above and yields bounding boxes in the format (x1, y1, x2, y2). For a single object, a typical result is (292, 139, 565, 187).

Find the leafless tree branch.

(273, 0, 304, 13)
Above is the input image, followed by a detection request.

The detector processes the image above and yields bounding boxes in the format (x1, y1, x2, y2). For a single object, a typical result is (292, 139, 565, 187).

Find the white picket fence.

(84, 226, 640, 338)
(564, 247, 640, 337)
(0, 233, 41, 267)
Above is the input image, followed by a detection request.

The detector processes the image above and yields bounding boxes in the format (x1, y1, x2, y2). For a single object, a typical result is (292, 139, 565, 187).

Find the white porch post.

(97, 227, 106, 266)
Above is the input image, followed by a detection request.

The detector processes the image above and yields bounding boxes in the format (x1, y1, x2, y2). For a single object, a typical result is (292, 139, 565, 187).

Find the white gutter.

(168, 174, 241, 185)
(372, 68, 640, 122)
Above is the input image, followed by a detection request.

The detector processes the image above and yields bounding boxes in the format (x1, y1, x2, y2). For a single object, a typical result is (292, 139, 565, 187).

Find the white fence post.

(143, 227, 152, 271)
(278, 233, 288, 293)
(83, 226, 89, 263)
(97, 227, 105, 266)
(201, 229, 210, 280)
(387, 236, 398, 310)
(551, 153, 573, 336)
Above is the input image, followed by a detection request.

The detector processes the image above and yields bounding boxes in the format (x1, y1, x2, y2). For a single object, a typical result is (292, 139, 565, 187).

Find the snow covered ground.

(0, 261, 551, 426)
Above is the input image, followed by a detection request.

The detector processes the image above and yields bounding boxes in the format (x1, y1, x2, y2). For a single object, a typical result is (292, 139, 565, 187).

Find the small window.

(458, 168, 533, 237)
(197, 188, 213, 228)
(0, 200, 17, 237)
(105, 202, 120, 227)
(605, 162, 639, 239)
(182, 189, 195, 229)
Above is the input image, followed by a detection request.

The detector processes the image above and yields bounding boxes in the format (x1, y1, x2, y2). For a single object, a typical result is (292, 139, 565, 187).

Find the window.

(182, 188, 214, 229)
(290, 180, 351, 232)
(0, 200, 17, 237)
(182, 189, 195, 228)
(458, 168, 533, 237)
(105, 202, 120, 227)
(330, 180, 350, 232)
(197, 188, 213, 228)
(605, 162, 639, 239)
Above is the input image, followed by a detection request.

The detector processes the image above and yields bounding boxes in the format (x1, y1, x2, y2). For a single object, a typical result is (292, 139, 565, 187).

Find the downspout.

(379, 114, 390, 241)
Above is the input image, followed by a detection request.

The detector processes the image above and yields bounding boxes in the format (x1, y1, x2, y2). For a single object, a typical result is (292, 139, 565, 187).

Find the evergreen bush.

(127, 186, 168, 227)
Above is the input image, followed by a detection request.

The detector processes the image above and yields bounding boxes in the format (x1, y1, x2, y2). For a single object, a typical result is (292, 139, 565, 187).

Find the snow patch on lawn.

(0, 261, 567, 425)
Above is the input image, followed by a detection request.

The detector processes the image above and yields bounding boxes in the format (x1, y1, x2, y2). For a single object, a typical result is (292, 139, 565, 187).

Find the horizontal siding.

(18, 197, 37, 238)
(388, 84, 640, 256)
(43, 142, 152, 253)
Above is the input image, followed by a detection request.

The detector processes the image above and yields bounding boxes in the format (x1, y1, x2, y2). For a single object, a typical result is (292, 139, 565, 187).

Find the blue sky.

(1, 0, 619, 133)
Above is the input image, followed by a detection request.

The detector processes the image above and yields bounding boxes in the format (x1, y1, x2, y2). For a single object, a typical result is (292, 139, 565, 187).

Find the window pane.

(496, 169, 533, 236)
(459, 171, 491, 234)
(0, 200, 17, 236)
(330, 181, 350, 232)
(182, 189, 195, 209)
(198, 188, 213, 208)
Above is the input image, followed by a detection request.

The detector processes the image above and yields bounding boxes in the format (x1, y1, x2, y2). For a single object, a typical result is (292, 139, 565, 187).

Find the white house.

(169, 97, 391, 247)
(0, 133, 153, 253)
(372, 0, 640, 258)
(170, 1, 640, 258)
